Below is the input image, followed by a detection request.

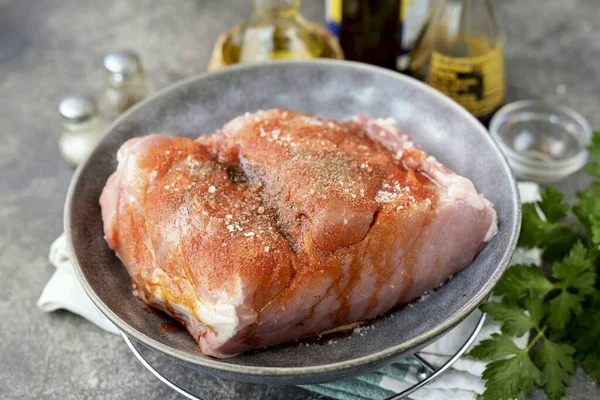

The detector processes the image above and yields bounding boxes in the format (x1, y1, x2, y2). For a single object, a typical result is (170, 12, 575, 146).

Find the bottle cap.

(103, 50, 143, 84)
(58, 95, 98, 123)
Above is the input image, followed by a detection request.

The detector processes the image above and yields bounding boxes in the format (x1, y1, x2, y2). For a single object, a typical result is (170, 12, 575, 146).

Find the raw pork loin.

(100, 109, 497, 358)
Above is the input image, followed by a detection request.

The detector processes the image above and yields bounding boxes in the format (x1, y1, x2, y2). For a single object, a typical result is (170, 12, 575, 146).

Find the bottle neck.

(253, 0, 300, 18)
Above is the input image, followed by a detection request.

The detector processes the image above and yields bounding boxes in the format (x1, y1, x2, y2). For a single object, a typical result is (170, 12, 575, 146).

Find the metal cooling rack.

(122, 311, 486, 400)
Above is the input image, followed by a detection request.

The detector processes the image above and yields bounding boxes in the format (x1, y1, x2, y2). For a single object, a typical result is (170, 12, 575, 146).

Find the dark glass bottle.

(326, 1, 433, 71)
(338, 0, 401, 70)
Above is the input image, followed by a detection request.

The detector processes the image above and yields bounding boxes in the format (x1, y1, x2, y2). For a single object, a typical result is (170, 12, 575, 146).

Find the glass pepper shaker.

(58, 95, 105, 168)
(101, 50, 151, 120)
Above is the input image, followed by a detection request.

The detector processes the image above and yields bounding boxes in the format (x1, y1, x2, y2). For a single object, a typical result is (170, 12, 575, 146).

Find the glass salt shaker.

(101, 50, 151, 120)
(58, 95, 105, 168)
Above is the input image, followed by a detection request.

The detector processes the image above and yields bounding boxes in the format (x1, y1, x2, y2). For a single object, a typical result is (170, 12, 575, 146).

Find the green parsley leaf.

(552, 241, 595, 293)
(481, 302, 536, 337)
(546, 242, 596, 332)
(494, 264, 554, 303)
(519, 203, 546, 248)
(481, 351, 541, 400)
(582, 353, 600, 383)
(533, 339, 575, 400)
(539, 226, 582, 262)
(586, 162, 600, 179)
(523, 292, 546, 326)
(518, 191, 581, 261)
(539, 186, 570, 222)
(586, 130, 600, 182)
(574, 181, 600, 227)
(588, 131, 600, 163)
(571, 293, 600, 383)
(548, 291, 582, 332)
(590, 214, 600, 249)
(471, 333, 521, 360)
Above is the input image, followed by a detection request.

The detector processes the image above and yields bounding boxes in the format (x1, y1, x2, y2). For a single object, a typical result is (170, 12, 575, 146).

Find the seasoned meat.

(100, 109, 497, 358)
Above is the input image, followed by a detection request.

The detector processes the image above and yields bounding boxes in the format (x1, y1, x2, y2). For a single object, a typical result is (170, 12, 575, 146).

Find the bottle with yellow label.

(409, 0, 505, 125)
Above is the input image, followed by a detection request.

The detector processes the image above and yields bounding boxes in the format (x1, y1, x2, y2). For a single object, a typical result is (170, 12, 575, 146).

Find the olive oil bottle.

(219, 0, 341, 66)
(409, 0, 505, 125)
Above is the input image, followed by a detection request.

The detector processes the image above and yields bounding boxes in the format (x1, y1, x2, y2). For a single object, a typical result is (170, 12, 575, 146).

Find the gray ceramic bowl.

(66, 60, 520, 385)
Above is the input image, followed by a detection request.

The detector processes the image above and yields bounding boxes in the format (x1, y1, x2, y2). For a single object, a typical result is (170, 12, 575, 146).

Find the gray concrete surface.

(0, 0, 599, 399)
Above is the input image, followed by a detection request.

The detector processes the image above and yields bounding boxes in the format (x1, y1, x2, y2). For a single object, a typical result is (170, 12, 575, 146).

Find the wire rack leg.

(384, 311, 487, 400)
(122, 333, 206, 400)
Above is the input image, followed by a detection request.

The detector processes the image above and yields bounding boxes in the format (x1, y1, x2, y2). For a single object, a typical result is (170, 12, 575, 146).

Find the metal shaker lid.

(103, 50, 143, 84)
(58, 94, 98, 123)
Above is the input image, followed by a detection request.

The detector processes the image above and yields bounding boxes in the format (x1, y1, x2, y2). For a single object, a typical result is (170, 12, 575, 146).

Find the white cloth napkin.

(37, 234, 119, 334)
(38, 182, 540, 399)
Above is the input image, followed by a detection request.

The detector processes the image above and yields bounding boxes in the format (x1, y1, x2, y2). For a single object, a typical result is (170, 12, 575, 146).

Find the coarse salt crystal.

(264, 246, 270, 252)
(375, 190, 396, 203)
(227, 225, 234, 232)
(244, 232, 255, 237)
(343, 218, 348, 225)
(164, 185, 170, 190)
(226, 214, 233, 219)
(208, 186, 216, 193)
(257, 206, 265, 214)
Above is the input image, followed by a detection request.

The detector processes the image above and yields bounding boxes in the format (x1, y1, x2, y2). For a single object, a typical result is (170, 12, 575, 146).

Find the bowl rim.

(65, 59, 521, 378)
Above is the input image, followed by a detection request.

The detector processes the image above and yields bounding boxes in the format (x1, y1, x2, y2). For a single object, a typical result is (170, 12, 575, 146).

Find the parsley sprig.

(471, 131, 600, 400)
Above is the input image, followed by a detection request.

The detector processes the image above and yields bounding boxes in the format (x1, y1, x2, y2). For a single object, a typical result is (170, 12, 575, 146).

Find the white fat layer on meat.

(372, 117, 416, 149)
(373, 117, 397, 130)
(436, 172, 498, 242)
(147, 268, 251, 345)
(435, 172, 486, 210)
(483, 199, 499, 242)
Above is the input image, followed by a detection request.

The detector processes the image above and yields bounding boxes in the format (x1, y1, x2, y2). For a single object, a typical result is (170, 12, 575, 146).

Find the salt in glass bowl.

(489, 100, 591, 183)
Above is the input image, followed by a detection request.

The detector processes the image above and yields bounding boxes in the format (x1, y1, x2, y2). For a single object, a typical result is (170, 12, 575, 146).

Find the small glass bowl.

(489, 100, 591, 183)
